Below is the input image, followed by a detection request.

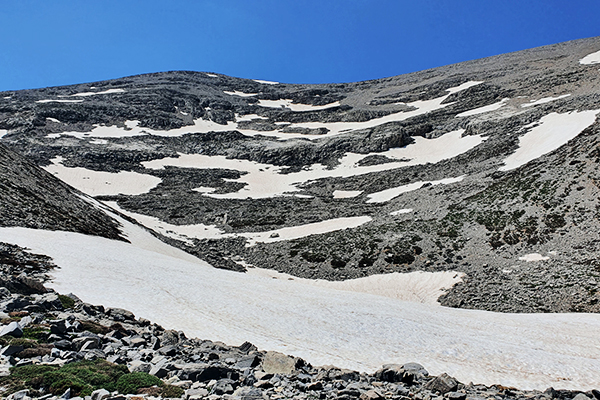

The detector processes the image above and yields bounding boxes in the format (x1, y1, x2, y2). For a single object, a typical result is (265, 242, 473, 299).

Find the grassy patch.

(58, 295, 75, 309)
(0, 359, 130, 397)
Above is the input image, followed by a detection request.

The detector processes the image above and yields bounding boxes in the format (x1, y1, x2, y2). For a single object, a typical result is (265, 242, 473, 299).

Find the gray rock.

(2, 344, 24, 356)
(90, 388, 110, 400)
(6, 389, 29, 400)
(425, 373, 459, 394)
(212, 378, 236, 395)
(50, 320, 69, 335)
(233, 386, 264, 400)
(0, 321, 23, 338)
(261, 351, 296, 374)
(447, 391, 467, 400)
(573, 394, 591, 400)
(128, 359, 151, 373)
(106, 307, 135, 321)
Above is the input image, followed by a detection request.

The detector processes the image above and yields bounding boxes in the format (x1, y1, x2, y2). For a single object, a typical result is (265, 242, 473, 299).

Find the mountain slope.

(1, 36, 600, 314)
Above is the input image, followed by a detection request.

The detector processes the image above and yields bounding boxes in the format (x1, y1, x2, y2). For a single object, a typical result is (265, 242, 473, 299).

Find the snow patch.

(206, 73, 218, 78)
(366, 176, 465, 203)
(69, 88, 126, 97)
(44, 157, 161, 196)
(240, 216, 372, 246)
(224, 90, 258, 97)
(456, 98, 509, 117)
(580, 50, 600, 65)
(333, 190, 363, 199)
(290, 82, 484, 136)
(36, 99, 84, 103)
(500, 110, 600, 171)
(1, 226, 599, 390)
(236, 113, 268, 122)
(105, 201, 224, 245)
(46, 117, 61, 123)
(143, 132, 481, 200)
(519, 253, 550, 262)
(390, 209, 413, 216)
(258, 99, 341, 112)
(0, 129, 8, 138)
(253, 79, 278, 85)
(521, 94, 571, 108)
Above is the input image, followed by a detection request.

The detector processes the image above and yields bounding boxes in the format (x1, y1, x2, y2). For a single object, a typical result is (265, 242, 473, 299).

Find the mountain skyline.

(1, 1, 599, 91)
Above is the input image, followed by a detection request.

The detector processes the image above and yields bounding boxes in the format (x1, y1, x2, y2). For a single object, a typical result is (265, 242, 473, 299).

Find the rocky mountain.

(1, 36, 600, 395)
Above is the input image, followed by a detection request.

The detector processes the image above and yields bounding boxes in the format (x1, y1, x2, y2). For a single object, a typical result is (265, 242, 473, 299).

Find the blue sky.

(0, 0, 599, 91)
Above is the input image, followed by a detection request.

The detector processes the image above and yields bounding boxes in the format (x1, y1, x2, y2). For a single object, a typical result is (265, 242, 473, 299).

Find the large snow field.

(1, 221, 600, 390)
(500, 109, 600, 171)
(142, 130, 483, 199)
(580, 49, 600, 65)
(44, 157, 161, 196)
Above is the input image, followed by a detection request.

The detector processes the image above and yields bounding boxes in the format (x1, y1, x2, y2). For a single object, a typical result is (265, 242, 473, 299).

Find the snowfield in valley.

(0, 220, 599, 391)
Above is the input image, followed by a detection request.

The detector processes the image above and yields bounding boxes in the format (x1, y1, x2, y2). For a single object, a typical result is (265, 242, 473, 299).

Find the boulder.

(424, 373, 458, 394)
(261, 351, 296, 374)
(0, 321, 23, 338)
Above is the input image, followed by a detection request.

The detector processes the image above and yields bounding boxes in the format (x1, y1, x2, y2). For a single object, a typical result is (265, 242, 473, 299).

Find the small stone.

(361, 389, 384, 400)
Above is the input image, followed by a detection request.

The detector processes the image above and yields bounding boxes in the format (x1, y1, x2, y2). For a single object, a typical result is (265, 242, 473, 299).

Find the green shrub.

(160, 384, 184, 398)
(0, 359, 129, 397)
(58, 295, 75, 309)
(116, 372, 162, 394)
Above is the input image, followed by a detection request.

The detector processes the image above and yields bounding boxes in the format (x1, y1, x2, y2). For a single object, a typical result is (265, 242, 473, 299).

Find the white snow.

(521, 94, 571, 108)
(456, 98, 509, 117)
(366, 176, 465, 203)
(89, 139, 108, 145)
(206, 73, 218, 78)
(1, 225, 599, 390)
(257, 99, 341, 112)
(36, 99, 84, 104)
(253, 79, 279, 85)
(580, 50, 600, 65)
(107, 201, 369, 247)
(46, 117, 61, 123)
(43, 157, 161, 196)
(69, 88, 126, 97)
(519, 253, 550, 262)
(142, 133, 482, 200)
(0, 129, 8, 138)
(43, 82, 484, 141)
(500, 109, 600, 171)
(224, 90, 258, 97)
(247, 268, 463, 304)
(290, 82, 484, 136)
(105, 201, 224, 245)
(235, 113, 268, 122)
(239, 216, 372, 246)
(390, 209, 413, 216)
(333, 190, 363, 199)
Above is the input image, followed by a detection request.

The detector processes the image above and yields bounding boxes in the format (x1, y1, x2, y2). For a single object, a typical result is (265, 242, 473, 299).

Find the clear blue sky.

(1, 0, 599, 91)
